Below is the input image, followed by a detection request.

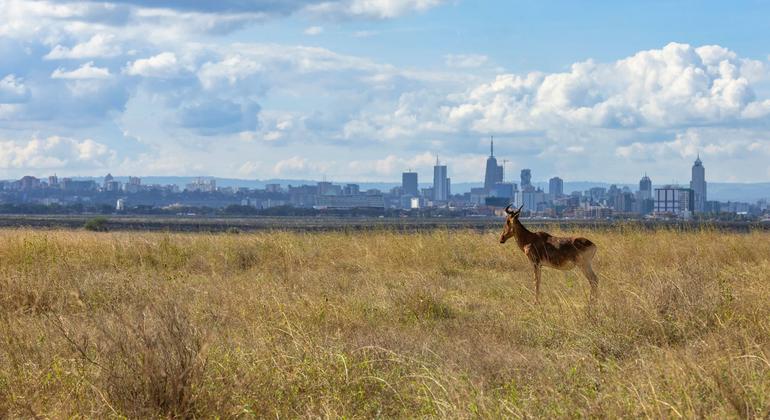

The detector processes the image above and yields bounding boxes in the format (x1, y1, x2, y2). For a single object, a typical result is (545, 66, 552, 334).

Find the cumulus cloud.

(616, 128, 770, 161)
(352, 42, 770, 141)
(51, 62, 111, 79)
(44, 34, 121, 59)
(304, 25, 324, 35)
(125, 52, 178, 77)
(0, 136, 115, 169)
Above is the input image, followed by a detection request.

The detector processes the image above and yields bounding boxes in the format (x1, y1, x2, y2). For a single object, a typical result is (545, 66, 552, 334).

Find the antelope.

(499, 204, 599, 303)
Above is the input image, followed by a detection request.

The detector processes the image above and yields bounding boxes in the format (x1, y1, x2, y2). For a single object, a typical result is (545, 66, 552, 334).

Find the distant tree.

(84, 216, 109, 232)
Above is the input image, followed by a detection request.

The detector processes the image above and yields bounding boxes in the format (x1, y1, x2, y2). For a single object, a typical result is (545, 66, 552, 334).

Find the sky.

(1, 0, 770, 184)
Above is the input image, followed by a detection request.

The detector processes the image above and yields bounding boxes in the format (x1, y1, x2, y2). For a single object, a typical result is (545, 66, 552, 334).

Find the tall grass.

(0, 227, 768, 417)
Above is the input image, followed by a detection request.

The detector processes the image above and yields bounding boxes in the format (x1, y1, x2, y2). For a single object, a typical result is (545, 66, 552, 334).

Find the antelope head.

(499, 204, 524, 244)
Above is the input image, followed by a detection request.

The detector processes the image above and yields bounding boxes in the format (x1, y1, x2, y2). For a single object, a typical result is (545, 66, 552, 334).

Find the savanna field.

(1, 227, 769, 418)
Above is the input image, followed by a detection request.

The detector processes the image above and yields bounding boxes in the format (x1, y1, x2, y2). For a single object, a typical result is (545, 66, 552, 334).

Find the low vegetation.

(83, 216, 109, 232)
(0, 227, 768, 417)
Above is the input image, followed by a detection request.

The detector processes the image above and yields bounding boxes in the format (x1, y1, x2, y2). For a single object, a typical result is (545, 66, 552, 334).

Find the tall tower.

(520, 169, 532, 191)
(402, 171, 418, 196)
(433, 157, 449, 201)
(548, 177, 563, 197)
(690, 155, 706, 212)
(639, 174, 652, 200)
(483, 136, 503, 192)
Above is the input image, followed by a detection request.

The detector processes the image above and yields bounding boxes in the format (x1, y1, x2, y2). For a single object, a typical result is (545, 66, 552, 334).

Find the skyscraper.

(690, 155, 707, 212)
(520, 169, 532, 191)
(402, 171, 418, 196)
(433, 157, 449, 201)
(483, 137, 503, 192)
(639, 174, 652, 200)
(548, 177, 563, 197)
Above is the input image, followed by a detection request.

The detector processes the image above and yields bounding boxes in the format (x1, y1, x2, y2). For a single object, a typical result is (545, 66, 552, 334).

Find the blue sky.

(1, 0, 770, 183)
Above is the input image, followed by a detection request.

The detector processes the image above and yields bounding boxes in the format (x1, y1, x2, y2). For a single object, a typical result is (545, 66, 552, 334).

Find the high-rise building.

(483, 137, 503, 192)
(520, 169, 532, 191)
(433, 157, 449, 201)
(639, 174, 652, 200)
(522, 188, 546, 212)
(343, 184, 360, 195)
(654, 186, 695, 217)
(548, 177, 563, 197)
(402, 171, 418, 196)
(690, 155, 707, 212)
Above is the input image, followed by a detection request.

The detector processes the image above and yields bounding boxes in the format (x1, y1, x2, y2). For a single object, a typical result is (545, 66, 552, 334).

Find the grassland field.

(1, 226, 769, 418)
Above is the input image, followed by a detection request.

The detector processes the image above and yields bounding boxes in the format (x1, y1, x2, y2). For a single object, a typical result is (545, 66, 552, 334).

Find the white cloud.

(0, 75, 28, 103)
(125, 52, 179, 77)
(51, 62, 111, 79)
(44, 34, 122, 59)
(353, 42, 770, 141)
(445, 54, 489, 69)
(306, 0, 447, 19)
(273, 155, 333, 176)
(304, 25, 324, 35)
(197, 54, 263, 89)
(616, 129, 770, 161)
(0, 136, 115, 170)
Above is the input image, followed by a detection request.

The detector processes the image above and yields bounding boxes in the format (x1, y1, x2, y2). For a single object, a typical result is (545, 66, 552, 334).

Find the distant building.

(433, 158, 449, 201)
(18, 176, 40, 191)
(102, 173, 121, 192)
(316, 194, 385, 209)
(638, 174, 652, 200)
(402, 171, 419, 196)
(116, 198, 125, 211)
(520, 169, 532, 191)
(265, 183, 282, 193)
(124, 176, 142, 193)
(690, 155, 707, 212)
(288, 185, 317, 207)
(588, 187, 606, 203)
(185, 177, 216, 192)
(469, 187, 487, 205)
(613, 192, 636, 213)
(654, 186, 694, 217)
(522, 188, 546, 212)
(490, 182, 515, 200)
(483, 137, 504, 192)
(343, 184, 360, 195)
(314, 182, 340, 196)
(48, 175, 59, 187)
(61, 178, 97, 192)
(548, 177, 563, 198)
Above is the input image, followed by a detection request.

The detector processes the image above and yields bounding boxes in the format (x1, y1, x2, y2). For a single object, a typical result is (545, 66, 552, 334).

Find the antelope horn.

(517, 204, 524, 213)
(505, 204, 514, 215)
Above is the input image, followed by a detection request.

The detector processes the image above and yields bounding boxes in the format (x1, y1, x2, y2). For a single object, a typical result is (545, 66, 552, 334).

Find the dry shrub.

(52, 301, 207, 418)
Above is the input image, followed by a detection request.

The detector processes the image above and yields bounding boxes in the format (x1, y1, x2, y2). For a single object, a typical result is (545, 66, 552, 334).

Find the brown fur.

(500, 205, 599, 303)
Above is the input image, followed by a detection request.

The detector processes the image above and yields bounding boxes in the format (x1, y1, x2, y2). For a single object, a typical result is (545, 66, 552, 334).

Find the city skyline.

(1, 1, 770, 182)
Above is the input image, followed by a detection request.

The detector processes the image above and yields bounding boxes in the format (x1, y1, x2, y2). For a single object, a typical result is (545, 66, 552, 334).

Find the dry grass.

(0, 226, 769, 418)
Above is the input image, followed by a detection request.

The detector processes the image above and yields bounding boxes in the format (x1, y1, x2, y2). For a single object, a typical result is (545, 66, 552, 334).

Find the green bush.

(84, 216, 109, 232)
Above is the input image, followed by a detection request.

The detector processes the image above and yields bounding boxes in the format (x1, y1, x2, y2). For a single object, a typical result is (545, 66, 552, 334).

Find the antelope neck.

(512, 217, 535, 248)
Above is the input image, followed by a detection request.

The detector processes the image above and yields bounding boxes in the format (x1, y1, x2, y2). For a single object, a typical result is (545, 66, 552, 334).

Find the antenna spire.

(490, 136, 494, 157)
